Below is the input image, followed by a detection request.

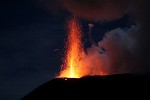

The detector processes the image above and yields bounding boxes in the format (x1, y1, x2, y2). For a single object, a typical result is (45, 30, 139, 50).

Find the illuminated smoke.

(59, 0, 150, 74)
(34, 0, 150, 75)
(97, 26, 138, 74)
(60, 0, 130, 21)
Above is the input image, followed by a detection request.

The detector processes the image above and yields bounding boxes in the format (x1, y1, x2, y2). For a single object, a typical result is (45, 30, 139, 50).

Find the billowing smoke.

(34, 0, 150, 74)
(59, 0, 150, 74)
(76, 26, 139, 76)
(97, 26, 138, 74)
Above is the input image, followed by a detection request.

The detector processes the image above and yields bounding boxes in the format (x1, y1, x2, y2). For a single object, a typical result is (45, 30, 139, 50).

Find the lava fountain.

(58, 16, 107, 78)
(58, 17, 84, 78)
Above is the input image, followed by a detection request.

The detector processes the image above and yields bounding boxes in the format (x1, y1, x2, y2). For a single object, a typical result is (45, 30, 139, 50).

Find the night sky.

(0, 0, 149, 100)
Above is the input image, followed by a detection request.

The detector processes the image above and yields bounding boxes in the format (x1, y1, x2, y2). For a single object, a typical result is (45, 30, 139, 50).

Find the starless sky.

(0, 0, 149, 100)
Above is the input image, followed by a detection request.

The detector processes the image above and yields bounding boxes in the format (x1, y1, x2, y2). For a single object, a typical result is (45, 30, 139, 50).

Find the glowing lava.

(58, 17, 84, 78)
(57, 16, 107, 78)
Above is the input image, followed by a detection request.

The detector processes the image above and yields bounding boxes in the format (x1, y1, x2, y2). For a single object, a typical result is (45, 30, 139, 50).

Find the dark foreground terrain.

(21, 74, 150, 99)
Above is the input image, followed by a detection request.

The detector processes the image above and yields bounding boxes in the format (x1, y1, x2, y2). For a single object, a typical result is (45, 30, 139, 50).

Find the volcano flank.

(21, 74, 150, 100)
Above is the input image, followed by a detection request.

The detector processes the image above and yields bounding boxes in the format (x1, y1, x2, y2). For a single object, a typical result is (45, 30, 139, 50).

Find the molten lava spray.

(58, 17, 107, 78)
(58, 17, 84, 78)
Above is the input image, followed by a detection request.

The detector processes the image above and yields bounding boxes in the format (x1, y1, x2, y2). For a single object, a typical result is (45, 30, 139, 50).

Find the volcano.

(21, 74, 150, 100)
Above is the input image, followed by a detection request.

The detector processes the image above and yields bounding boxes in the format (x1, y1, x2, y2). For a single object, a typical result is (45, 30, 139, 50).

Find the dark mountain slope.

(21, 74, 150, 100)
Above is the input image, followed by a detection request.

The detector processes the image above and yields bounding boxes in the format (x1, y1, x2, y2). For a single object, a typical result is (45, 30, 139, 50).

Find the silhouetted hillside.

(21, 74, 150, 100)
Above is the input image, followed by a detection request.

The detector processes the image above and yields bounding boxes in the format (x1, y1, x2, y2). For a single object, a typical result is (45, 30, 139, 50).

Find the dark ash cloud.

(60, 0, 130, 21)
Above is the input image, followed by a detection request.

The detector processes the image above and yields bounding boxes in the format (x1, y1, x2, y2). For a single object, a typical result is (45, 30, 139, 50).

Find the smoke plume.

(59, 0, 150, 74)
(36, 0, 150, 74)
(76, 26, 138, 76)
(83, 0, 150, 74)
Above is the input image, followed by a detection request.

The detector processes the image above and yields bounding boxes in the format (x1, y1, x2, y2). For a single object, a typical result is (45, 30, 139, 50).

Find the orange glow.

(58, 17, 107, 78)
(58, 17, 83, 78)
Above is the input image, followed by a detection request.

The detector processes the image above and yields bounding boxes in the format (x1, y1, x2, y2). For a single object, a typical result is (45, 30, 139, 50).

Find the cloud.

(97, 26, 139, 74)
(60, 0, 130, 21)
